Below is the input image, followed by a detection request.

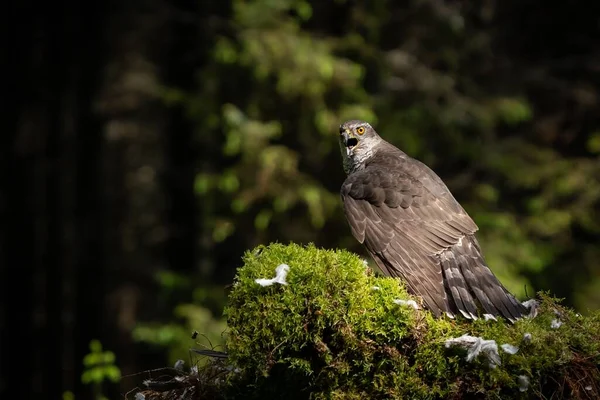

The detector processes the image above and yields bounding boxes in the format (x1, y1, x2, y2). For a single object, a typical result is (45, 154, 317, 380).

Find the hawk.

(338, 120, 526, 321)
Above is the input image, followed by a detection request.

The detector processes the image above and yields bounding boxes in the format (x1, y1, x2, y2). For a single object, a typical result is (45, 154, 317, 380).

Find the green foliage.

(82, 340, 121, 384)
(133, 269, 228, 365)
(189, 0, 375, 249)
(219, 243, 600, 399)
(134, 303, 226, 366)
(81, 340, 121, 400)
(62, 391, 75, 400)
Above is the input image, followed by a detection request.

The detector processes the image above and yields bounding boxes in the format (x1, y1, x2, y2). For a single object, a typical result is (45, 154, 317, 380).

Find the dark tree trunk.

(2, 2, 118, 398)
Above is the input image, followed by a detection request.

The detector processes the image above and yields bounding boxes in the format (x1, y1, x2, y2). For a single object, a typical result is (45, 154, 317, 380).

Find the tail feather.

(461, 254, 503, 317)
(444, 235, 526, 322)
(440, 250, 479, 319)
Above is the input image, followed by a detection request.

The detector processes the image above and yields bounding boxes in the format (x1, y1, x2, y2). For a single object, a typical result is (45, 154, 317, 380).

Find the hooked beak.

(340, 129, 358, 154)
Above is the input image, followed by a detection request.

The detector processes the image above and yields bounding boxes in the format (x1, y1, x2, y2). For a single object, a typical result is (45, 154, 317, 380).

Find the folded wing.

(341, 164, 525, 321)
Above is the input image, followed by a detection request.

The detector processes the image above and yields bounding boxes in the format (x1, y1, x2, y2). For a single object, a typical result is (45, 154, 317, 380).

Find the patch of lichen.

(222, 243, 600, 399)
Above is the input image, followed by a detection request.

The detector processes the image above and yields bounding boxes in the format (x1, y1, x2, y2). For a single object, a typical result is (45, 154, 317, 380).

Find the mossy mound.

(223, 243, 600, 399)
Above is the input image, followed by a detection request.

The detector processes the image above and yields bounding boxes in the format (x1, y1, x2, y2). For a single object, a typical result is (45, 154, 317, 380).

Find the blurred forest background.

(3, 0, 600, 399)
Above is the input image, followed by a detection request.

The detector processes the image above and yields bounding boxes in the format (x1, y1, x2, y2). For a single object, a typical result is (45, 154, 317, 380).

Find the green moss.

(221, 243, 599, 399)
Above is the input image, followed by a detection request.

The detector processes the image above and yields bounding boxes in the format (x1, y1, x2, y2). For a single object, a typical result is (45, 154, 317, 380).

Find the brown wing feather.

(342, 157, 526, 321)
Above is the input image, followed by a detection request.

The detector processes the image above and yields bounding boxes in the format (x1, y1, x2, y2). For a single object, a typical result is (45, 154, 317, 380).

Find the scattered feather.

(551, 319, 562, 329)
(371, 286, 380, 291)
(585, 385, 592, 391)
(135, 393, 146, 400)
(174, 359, 185, 371)
(362, 259, 369, 267)
(393, 299, 419, 310)
(445, 334, 501, 368)
(522, 299, 539, 318)
(483, 313, 497, 321)
(255, 264, 289, 286)
(523, 332, 532, 343)
(522, 299, 537, 307)
(518, 375, 530, 392)
(501, 343, 519, 354)
(553, 308, 562, 317)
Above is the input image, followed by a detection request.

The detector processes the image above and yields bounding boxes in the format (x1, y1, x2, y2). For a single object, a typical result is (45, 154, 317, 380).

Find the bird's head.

(338, 120, 381, 174)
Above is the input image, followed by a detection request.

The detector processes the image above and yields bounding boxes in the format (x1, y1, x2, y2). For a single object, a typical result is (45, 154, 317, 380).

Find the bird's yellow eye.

(356, 126, 365, 135)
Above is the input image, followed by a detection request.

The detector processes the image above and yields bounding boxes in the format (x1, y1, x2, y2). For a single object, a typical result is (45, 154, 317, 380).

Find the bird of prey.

(338, 120, 526, 321)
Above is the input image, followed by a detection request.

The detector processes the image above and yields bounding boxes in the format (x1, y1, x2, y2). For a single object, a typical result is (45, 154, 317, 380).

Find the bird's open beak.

(340, 130, 358, 154)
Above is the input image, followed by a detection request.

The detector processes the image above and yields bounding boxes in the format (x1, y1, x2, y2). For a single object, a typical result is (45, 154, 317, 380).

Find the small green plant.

(132, 268, 227, 366)
(81, 339, 121, 400)
(62, 390, 75, 400)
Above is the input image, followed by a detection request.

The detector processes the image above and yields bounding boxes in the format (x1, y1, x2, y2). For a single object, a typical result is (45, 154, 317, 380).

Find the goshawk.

(338, 120, 526, 321)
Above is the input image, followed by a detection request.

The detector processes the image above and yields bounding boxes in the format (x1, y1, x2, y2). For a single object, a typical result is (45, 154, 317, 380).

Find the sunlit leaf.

(586, 132, 600, 153)
(89, 340, 102, 354)
(495, 98, 532, 125)
(194, 174, 213, 195)
(254, 209, 272, 230)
